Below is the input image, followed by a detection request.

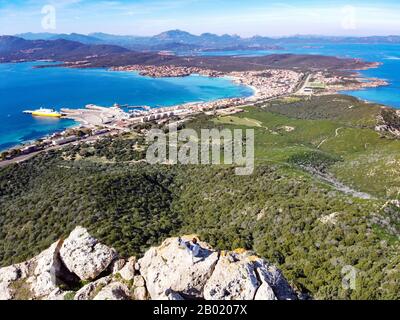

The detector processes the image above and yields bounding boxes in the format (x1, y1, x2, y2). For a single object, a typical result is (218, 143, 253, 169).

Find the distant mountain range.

(13, 30, 400, 52)
(0, 36, 130, 62)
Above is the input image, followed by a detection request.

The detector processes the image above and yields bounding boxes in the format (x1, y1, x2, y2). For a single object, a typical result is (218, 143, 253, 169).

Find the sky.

(1, 0, 400, 37)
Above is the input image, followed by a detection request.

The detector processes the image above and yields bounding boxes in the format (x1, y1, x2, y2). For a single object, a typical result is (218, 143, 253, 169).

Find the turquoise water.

(198, 43, 400, 109)
(0, 62, 252, 150)
(2, 44, 399, 151)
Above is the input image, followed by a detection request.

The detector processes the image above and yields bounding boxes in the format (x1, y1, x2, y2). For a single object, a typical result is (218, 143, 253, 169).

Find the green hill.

(0, 95, 399, 299)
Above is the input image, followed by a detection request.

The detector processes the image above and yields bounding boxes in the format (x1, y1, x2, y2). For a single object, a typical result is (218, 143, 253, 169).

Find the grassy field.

(214, 116, 263, 127)
(204, 95, 400, 199)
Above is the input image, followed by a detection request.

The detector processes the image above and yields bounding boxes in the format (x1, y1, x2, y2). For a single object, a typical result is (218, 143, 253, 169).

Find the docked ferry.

(23, 108, 62, 118)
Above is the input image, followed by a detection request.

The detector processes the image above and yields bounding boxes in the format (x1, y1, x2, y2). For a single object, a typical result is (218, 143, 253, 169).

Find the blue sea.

(199, 43, 400, 109)
(1, 44, 400, 151)
(0, 62, 252, 150)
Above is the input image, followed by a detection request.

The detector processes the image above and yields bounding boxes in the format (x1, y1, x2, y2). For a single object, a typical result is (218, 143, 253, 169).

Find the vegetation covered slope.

(0, 95, 399, 299)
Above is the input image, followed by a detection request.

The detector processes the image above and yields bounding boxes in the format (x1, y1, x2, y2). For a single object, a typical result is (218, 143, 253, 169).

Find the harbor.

(47, 66, 308, 129)
(3, 63, 388, 165)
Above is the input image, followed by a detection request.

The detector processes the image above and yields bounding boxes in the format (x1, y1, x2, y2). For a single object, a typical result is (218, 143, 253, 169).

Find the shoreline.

(0, 68, 254, 154)
(0, 117, 80, 152)
(0, 59, 391, 161)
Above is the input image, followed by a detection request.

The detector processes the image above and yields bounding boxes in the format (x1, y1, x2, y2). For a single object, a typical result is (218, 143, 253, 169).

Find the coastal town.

(0, 63, 389, 165)
(111, 65, 224, 78)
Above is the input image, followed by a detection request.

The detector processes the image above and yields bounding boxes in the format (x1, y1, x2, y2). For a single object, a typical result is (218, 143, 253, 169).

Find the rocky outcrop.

(0, 239, 79, 300)
(132, 276, 148, 300)
(117, 257, 136, 281)
(46, 288, 75, 301)
(203, 250, 297, 300)
(0, 265, 24, 300)
(376, 108, 400, 138)
(138, 235, 219, 299)
(254, 261, 298, 300)
(74, 276, 113, 300)
(93, 282, 130, 300)
(28, 240, 67, 298)
(0, 227, 297, 300)
(60, 226, 118, 281)
(203, 250, 261, 300)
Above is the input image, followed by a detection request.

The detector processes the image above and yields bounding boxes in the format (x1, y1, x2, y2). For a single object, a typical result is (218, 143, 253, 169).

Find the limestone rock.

(138, 235, 219, 299)
(133, 286, 148, 300)
(74, 276, 112, 300)
(0, 239, 74, 300)
(255, 263, 297, 300)
(45, 288, 75, 300)
(0, 228, 297, 301)
(254, 282, 277, 300)
(133, 275, 145, 287)
(93, 282, 130, 300)
(60, 226, 118, 281)
(0, 265, 22, 283)
(131, 275, 147, 300)
(27, 240, 64, 298)
(111, 259, 126, 274)
(204, 250, 296, 300)
(0, 280, 14, 300)
(0, 265, 25, 299)
(203, 251, 260, 300)
(118, 257, 137, 281)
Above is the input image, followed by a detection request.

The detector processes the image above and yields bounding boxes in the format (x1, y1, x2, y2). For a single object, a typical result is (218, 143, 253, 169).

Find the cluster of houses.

(1, 127, 111, 161)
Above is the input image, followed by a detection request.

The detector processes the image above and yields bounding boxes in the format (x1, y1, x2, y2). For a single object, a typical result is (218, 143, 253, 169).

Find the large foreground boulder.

(204, 250, 296, 300)
(0, 239, 78, 300)
(203, 250, 263, 300)
(60, 226, 118, 281)
(137, 235, 219, 299)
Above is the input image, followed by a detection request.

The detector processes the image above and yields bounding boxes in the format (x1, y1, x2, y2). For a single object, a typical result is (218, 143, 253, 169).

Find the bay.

(0, 62, 253, 150)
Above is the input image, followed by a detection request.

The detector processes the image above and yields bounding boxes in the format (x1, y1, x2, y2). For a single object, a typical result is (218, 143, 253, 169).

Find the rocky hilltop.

(376, 107, 400, 138)
(0, 227, 297, 300)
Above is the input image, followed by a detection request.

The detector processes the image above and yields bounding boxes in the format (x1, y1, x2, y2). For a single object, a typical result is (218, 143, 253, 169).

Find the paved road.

(0, 132, 113, 168)
(295, 73, 312, 95)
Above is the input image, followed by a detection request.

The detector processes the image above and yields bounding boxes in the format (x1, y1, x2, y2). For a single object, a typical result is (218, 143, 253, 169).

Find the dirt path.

(317, 127, 345, 149)
(303, 166, 375, 200)
(255, 156, 375, 200)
